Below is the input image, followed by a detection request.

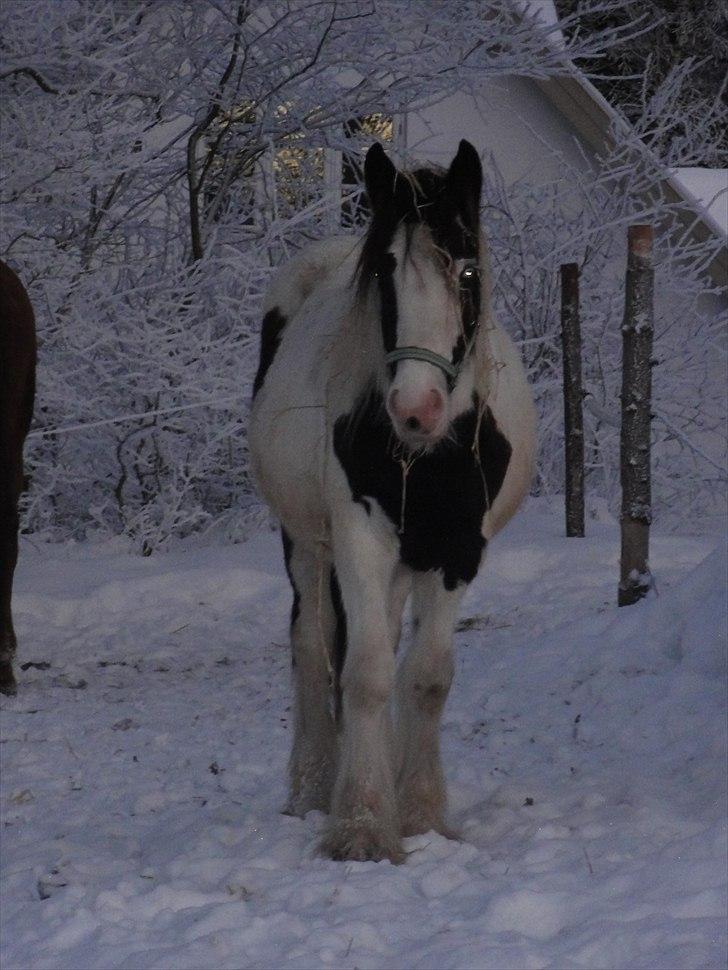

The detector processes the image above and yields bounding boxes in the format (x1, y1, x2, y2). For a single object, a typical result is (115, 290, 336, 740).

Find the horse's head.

(356, 140, 484, 450)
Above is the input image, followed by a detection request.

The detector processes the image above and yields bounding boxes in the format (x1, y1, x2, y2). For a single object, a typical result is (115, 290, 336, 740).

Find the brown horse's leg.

(0, 260, 37, 695)
(0, 487, 20, 695)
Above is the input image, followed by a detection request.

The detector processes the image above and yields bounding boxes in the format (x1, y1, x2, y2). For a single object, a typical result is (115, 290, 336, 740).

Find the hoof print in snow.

(57, 675, 87, 690)
(456, 615, 486, 632)
(227, 883, 253, 901)
(37, 872, 67, 900)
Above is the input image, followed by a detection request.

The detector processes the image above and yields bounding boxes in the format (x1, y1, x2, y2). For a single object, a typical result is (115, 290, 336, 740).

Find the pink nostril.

(389, 388, 444, 435)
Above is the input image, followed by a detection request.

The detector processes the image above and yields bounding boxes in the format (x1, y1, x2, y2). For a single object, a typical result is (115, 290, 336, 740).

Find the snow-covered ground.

(1, 501, 726, 970)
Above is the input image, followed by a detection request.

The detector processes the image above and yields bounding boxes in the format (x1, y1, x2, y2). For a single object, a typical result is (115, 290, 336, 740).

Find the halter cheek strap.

(384, 346, 459, 383)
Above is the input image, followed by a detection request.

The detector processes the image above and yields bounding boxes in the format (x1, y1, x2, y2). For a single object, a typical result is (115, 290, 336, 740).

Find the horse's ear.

(364, 142, 398, 216)
(446, 140, 482, 229)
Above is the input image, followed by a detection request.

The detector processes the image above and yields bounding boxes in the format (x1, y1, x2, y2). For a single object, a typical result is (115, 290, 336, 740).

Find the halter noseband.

(384, 346, 459, 383)
(384, 320, 480, 390)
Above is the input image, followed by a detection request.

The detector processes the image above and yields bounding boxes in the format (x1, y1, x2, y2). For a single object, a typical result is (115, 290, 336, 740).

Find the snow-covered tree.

(1, 0, 723, 547)
(555, 0, 728, 165)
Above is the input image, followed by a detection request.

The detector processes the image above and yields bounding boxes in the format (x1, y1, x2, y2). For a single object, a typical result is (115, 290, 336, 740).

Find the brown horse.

(0, 260, 36, 695)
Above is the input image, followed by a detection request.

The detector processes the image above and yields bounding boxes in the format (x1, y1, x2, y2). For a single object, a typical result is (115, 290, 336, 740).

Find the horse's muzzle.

(388, 388, 446, 448)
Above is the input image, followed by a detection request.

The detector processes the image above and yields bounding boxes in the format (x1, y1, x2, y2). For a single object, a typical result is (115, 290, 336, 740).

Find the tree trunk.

(560, 262, 585, 537)
(186, 0, 249, 263)
(619, 225, 654, 606)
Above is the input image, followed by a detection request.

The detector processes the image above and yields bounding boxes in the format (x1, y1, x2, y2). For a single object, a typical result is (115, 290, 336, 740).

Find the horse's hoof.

(399, 803, 454, 839)
(282, 793, 330, 817)
(400, 818, 460, 841)
(0, 662, 18, 696)
(320, 820, 405, 864)
(397, 786, 449, 840)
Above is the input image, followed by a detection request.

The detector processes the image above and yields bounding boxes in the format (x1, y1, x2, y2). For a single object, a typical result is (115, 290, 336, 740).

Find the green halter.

(384, 346, 459, 383)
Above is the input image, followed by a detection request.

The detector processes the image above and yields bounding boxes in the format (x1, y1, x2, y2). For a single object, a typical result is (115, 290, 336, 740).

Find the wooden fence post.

(619, 225, 654, 606)
(560, 262, 585, 537)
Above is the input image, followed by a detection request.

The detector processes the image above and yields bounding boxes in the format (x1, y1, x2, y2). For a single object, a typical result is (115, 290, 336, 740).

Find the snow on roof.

(521, 0, 567, 50)
(526, 0, 563, 33)
(669, 168, 728, 239)
(517, 5, 727, 270)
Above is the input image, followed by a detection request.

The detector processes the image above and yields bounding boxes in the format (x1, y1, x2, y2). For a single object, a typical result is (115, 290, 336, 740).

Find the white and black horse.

(249, 140, 536, 863)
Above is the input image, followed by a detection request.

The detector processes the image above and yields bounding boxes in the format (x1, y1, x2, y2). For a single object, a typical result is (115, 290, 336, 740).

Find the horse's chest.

(333, 395, 512, 590)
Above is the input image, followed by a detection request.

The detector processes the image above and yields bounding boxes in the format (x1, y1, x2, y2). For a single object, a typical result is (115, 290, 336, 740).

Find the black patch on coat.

(329, 567, 347, 721)
(377, 252, 398, 357)
(252, 308, 287, 399)
(281, 528, 301, 646)
(333, 390, 512, 590)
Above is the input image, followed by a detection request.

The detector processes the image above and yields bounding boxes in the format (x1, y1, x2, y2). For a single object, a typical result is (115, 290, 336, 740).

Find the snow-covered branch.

(1, 0, 723, 545)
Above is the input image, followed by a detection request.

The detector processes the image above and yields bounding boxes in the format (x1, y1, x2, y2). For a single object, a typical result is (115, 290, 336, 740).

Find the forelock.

(355, 161, 475, 298)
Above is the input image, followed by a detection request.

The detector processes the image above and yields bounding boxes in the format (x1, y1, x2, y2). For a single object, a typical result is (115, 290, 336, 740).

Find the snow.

(670, 168, 728, 237)
(520, 1, 567, 51)
(1, 501, 726, 970)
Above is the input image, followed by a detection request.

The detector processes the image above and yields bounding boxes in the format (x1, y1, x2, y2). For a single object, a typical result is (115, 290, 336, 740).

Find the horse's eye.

(460, 265, 479, 282)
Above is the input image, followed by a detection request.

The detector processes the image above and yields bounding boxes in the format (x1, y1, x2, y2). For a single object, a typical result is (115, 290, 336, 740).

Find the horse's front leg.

(395, 572, 465, 838)
(321, 503, 403, 863)
(283, 531, 338, 817)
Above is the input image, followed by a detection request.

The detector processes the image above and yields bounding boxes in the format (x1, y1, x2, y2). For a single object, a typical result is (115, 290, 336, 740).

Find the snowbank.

(1, 505, 726, 969)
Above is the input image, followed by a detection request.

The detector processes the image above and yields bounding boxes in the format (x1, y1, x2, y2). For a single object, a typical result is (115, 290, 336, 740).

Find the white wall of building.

(404, 77, 596, 187)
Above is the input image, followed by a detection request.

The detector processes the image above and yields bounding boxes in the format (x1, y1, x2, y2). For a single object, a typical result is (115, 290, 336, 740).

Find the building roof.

(523, 0, 567, 49)
(532, 65, 726, 284)
(514, 1, 726, 283)
(670, 168, 728, 238)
